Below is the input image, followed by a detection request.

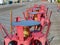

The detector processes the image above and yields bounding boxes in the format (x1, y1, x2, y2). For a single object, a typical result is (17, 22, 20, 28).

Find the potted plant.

(57, 0, 60, 3)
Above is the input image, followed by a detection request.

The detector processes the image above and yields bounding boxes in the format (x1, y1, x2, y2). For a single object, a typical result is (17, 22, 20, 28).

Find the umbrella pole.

(10, 9, 12, 35)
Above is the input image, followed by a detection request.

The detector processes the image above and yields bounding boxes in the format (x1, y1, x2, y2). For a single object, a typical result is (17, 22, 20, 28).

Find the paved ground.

(0, 0, 60, 45)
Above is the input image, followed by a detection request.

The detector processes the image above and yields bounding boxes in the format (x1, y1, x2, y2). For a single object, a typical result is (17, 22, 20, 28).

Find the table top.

(33, 8, 40, 10)
(12, 20, 40, 26)
(29, 12, 38, 14)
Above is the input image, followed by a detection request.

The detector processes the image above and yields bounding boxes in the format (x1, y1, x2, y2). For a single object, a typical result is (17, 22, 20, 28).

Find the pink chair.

(33, 4, 38, 8)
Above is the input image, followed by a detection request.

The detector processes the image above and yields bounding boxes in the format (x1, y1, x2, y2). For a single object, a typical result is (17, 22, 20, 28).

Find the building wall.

(12, 0, 18, 3)
(41, 0, 47, 1)
(3, 0, 9, 4)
